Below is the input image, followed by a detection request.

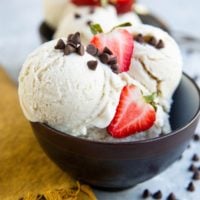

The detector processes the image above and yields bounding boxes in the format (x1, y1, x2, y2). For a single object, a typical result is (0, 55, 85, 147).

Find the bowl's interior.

(170, 73, 200, 131)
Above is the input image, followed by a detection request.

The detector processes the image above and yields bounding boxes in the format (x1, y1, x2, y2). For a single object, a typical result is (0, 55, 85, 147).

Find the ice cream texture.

(129, 25, 183, 111)
(18, 37, 144, 136)
(18, 25, 182, 140)
(54, 4, 142, 44)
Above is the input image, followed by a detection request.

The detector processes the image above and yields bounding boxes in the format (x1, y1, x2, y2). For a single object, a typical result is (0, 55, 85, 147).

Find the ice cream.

(54, 4, 142, 44)
(18, 34, 146, 136)
(128, 24, 183, 111)
(43, 0, 73, 29)
(18, 28, 180, 141)
(54, 5, 119, 44)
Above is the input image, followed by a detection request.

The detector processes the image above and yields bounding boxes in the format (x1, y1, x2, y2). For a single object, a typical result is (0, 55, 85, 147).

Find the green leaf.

(90, 23, 104, 35)
(112, 22, 132, 31)
(144, 92, 157, 110)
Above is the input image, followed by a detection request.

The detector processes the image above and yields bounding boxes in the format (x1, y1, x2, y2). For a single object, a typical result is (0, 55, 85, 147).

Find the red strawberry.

(110, 0, 134, 14)
(90, 29, 134, 72)
(71, 0, 100, 6)
(107, 85, 156, 138)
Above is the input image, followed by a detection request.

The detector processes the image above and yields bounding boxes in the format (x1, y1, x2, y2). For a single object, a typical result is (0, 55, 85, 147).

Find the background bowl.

(31, 73, 200, 190)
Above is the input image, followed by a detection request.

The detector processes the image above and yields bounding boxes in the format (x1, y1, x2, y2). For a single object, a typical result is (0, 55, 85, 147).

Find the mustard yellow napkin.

(0, 68, 97, 200)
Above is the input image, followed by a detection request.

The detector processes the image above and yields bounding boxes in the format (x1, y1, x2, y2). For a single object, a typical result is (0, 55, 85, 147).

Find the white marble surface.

(0, 0, 200, 199)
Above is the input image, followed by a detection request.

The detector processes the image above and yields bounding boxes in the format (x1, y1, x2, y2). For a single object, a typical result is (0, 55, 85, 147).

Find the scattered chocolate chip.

(187, 182, 195, 192)
(86, 44, 99, 56)
(187, 144, 191, 149)
(55, 39, 65, 50)
(192, 171, 200, 180)
(167, 192, 176, 200)
(111, 64, 119, 74)
(77, 44, 85, 56)
(103, 47, 113, 55)
(192, 154, 199, 162)
(148, 37, 157, 47)
(188, 164, 198, 172)
(99, 53, 110, 64)
(152, 190, 162, 199)
(18, 198, 24, 200)
(87, 20, 93, 26)
(193, 134, 200, 141)
(74, 13, 81, 19)
(89, 7, 95, 14)
(156, 39, 164, 49)
(64, 45, 75, 55)
(108, 56, 118, 65)
(36, 194, 46, 200)
(135, 33, 144, 44)
(142, 189, 151, 198)
(87, 60, 98, 70)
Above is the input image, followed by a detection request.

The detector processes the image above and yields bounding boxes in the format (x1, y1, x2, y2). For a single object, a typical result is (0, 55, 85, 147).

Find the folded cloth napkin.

(0, 67, 97, 200)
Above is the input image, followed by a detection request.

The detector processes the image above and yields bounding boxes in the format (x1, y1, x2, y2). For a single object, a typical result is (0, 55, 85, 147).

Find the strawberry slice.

(107, 85, 156, 138)
(71, 0, 100, 6)
(90, 29, 134, 72)
(111, 0, 134, 14)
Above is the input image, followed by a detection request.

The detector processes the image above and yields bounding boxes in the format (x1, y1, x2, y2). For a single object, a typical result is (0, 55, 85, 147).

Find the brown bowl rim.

(34, 73, 200, 145)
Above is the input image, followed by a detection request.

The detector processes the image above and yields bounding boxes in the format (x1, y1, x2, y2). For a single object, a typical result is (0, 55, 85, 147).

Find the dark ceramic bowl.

(39, 12, 169, 43)
(31, 73, 200, 190)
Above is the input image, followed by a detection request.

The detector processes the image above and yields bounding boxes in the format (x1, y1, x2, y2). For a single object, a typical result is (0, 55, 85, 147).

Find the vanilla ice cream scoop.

(18, 37, 128, 136)
(54, 5, 119, 44)
(128, 25, 183, 111)
(43, 0, 73, 29)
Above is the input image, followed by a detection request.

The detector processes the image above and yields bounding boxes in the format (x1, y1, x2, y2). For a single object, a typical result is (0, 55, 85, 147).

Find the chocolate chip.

(77, 44, 85, 56)
(108, 56, 118, 65)
(188, 164, 198, 172)
(156, 39, 164, 49)
(135, 33, 144, 44)
(87, 20, 93, 26)
(167, 193, 176, 200)
(142, 189, 151, 198)
(187, 182, 195, 191)
(74, 13, 81, 19)
(192, 171, 200, 180)
(64, 45, 75, 55)
(67, 34, 74, 42)
(192, 154, 199, 162)
(89, 7, 95, 14)
(99, 53, 110, 64)
(148, 37, 157, 47)
(36, 194, 46, 200)
(72, 32, 81, 45)
(111, 64, 119, 74)
(87, 60, 98, 70)
(187, 144, 191, 149)
(55, 39, 65, 50)
(193, 134, 200, 141)
(103, 47, 113, 55)
(86, 44, 99, 56)
(18, 198, 24, 200)
(152, 190, 162, 199)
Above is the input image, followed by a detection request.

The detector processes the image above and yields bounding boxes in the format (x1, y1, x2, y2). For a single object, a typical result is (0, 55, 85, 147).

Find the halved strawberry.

(107, 85, 156, 138)
(71, 0, 100, 6)
(90, 29, 134, 72)
(110, 0, 134, 14)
